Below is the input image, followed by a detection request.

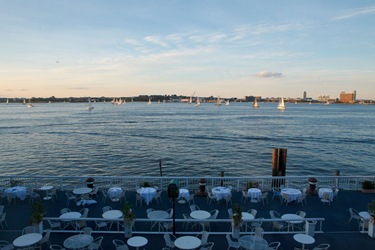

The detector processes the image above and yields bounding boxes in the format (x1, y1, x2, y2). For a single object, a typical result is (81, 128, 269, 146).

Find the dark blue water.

(1, 102, 374, 177)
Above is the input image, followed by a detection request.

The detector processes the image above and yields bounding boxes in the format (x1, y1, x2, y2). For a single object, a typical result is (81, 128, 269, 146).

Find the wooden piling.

(272, 148, 287, 187)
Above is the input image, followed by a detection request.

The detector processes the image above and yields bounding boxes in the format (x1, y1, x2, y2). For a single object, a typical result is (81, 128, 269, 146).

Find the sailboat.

(148, 98, 152, 105)
(325, 100, 330, 106)
(253, 99, 260, 108)
(195, 97, 201, 107)
(277, 97, 286, 110)
(225, 100, 230, 106)
(84, 98, 94, 110)
(215, 96, 222, 106)
(27, 99, 34, 108)
(6, 99, 9, 105)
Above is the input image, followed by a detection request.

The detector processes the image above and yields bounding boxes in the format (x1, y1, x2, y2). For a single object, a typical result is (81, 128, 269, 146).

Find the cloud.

(332, 5, 375, 20)
(143, 36, 168, 47)
(255, 71, 283, 78)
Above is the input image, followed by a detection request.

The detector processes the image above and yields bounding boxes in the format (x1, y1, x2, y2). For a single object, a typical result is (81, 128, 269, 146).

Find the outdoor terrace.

(0, 175, 375, 250)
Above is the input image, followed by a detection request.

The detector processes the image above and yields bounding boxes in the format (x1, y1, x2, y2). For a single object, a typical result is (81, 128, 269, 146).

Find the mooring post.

(159, 159, 162, 176)
(220, 171, 224, 186)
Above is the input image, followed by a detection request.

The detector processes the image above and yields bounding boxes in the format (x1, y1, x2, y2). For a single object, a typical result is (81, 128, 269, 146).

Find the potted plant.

(368, 200, 375, 238)
(231, 204, 242, 239)
(29, 202, 44, 233)
(122, 202, 135, 238)
(362, 180, 375, 193)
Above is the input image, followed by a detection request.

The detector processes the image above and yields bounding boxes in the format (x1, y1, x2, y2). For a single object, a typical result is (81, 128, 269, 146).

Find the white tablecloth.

(108, 187, 123, 200)
(212, 187, 231, 201)
(239, 236, 268, 250)
(4, 186, 27, 200)
(248, 188, 262, 200)
(318, 188, 333, 201)
(178, 188, 190, 200)
(281, 188, 302, 201)
(138, 187, 156, 205)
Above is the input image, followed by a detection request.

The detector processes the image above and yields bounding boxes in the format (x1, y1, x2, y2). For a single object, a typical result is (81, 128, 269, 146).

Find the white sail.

(277, 97, 286, 110)
(148, 98, 152, 105)
(6, 99, 9, 104)
(195, 97, 201, 107)
(225, 100, 230, 106)
(84, 98, 94, 110)
(253, 99, 260, 108)
(215, 96, 222, 106)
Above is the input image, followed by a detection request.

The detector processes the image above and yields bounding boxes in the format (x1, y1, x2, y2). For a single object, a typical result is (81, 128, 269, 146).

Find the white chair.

(200, 242, 214, 250)
(65, 192, 77, 206)
(333, 188, 339, 201)
(269, 210, 285, 231)
(182, 213, 195, 230)
(102, 206, 112, 213)
(100, 190, 108, 203)
(297, 193, 307, 207)
(49, 244, 65, 250)
(271, 188, 282, 201)
(36, 229, 51, 249)
(22, 226, 36, 235)
(268, 241, 281, 250)
(190, 204, 200, 212)
(81, 227, 92, 235)
(135, 193, 143, 207)
(112, 239, 129, 250)
(226, 234, 240, 250)
(48, 219, 61, 230)
(206, 191, 217, 205)
(0, 213, 8, 229)
(251, 217, 264, 230)
(347, 208, 362, 228)
(0, 240, 14, 250)
(188, 193, 195, 205)
(155, 190, 162, 204)
(87, 236, 103, 250)
(281, 193, 291, 205)
(312, 243, 330, 250)
(47, 188, 58, 201)
(252, 226, 264, 238)
(197, 231, 209, 246)
(241, 190, 249, 204)
(224, 193, 232, 206)
(259, 191, 269, 205)
(60, 208, 71, 215)
(163, 233, 176, 249)
(228, 208, 233, 219)
(320, 193, 331, 205)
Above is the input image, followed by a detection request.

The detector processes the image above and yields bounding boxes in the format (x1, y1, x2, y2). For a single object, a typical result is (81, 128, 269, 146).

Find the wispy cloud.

(143, 36, 168, 47)
(332, 5, 375, 20)
(255, 71, 283, 78)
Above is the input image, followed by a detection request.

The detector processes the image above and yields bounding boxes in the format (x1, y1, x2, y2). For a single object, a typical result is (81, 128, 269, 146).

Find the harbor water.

(1, 102, 374, 177)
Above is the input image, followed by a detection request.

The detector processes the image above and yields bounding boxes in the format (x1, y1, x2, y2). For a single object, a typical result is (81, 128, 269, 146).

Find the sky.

(1, 0, 375, 99)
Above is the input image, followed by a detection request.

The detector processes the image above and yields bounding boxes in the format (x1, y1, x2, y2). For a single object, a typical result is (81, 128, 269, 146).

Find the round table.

(241, 212, 255, 221)
(239, 235, 268, 250)
(60, 212, 82, 230)
(318, 188, 333, 201)
(64, 234, 93, 249)
(13, 233, 42, 248)
(40, 185, 53, 200)
(103, 210, 123, 230)
(73, 187, 92, 195)
(127, 236, 148, 250)
(190, 210, 210, 220)
(108, 187, 123, 202)
(4, 186, 27, 200)
(248, 188, 262, 202)
(148, 210, 170, 231)
(281, 188, 302, 201)
(282, 214, 303, 231)
(174, 236, 201, 250)
(293, 233, 315, 250)
(211, 187, 231, 201)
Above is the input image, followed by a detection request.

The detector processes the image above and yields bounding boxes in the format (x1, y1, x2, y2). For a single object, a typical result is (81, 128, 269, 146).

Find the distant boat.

(84, 98, 94, 110)
(225, 100, 230, 106)
(253, 99, 260, 108)
(215, 96, 222, 106)
(189, 91, 196, 104)
(6, 99, 9, 105)
(158, 100, 161, 104)
(195, 97, 201, 107)
(277, 97, 286, 110)
(27, 99, 34, 108)
(148, 98, 152, 105)
(325, 100, 330, 106)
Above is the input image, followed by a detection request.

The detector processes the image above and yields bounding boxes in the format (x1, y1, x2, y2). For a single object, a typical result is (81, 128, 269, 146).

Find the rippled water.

(1, 102, 374, 177)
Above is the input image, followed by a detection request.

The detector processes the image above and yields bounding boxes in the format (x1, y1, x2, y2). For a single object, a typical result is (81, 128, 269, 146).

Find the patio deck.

(1, 184, 375, 249)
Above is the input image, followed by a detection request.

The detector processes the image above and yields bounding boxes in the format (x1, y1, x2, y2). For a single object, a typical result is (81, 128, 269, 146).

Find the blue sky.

(1, 0, 374, 99)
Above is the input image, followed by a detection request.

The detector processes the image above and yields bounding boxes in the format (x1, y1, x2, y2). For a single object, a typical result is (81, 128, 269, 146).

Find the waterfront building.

(303, 91, 307, 100)
(340, 90, 356, 103)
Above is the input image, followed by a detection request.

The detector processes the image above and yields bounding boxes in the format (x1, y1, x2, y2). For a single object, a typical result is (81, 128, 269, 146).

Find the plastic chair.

(268, 241, 281, 250)
(36, 229, 51, 249)
(200, 242, 214, 250)
(259, 191, 269, 205)
(241, 190, 249, 204)
(163, 233, 176, 249)
(102, 206, 112, 213)
(321, 193, 331, 205)
(60, 208, 71, 215)
(197, 231, 209, 246)
(65, 192, 77, 206)
(0, 213, 9, 229)
(190, 204, 200, 212)
(312, 243, 330, 250)
(269, 210, 285, 231)
(226, 234, 240, 249)
(0, 240, 14, 250)
(22, 226, 36, 234)
(252, 226, 264, 238)
(48, 219, 61, 230)
(271, 188, 282, 202)
(112, 239, 129, 250)
(347, 208, 362, 228)
(87, 236, 103, 250)
(49, 245, 66, 250)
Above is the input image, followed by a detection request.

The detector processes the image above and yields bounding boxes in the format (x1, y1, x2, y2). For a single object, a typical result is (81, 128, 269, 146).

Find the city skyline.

(1, 1, 375, 99)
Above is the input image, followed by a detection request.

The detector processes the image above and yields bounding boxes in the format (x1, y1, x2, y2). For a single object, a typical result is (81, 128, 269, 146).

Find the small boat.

(84, 98, 94, 110)
(195, 97, 201, 107)
(277, 97, 286, 110)
(148, 98, 152, 105)
(225, 100, 230, 106)
(215, 96, 222, 106)
(253, 99, 260, 108)
(6, 98, 9, 105)
(325, 100, 330, 106)
(27, 99, 34, 108)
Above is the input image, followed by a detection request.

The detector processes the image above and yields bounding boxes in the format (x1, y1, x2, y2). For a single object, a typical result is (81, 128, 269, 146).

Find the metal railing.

(1, 175, 374, 191)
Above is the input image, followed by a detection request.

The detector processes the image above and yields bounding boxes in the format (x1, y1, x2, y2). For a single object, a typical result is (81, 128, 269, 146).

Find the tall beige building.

(339, 91, 356, 103)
